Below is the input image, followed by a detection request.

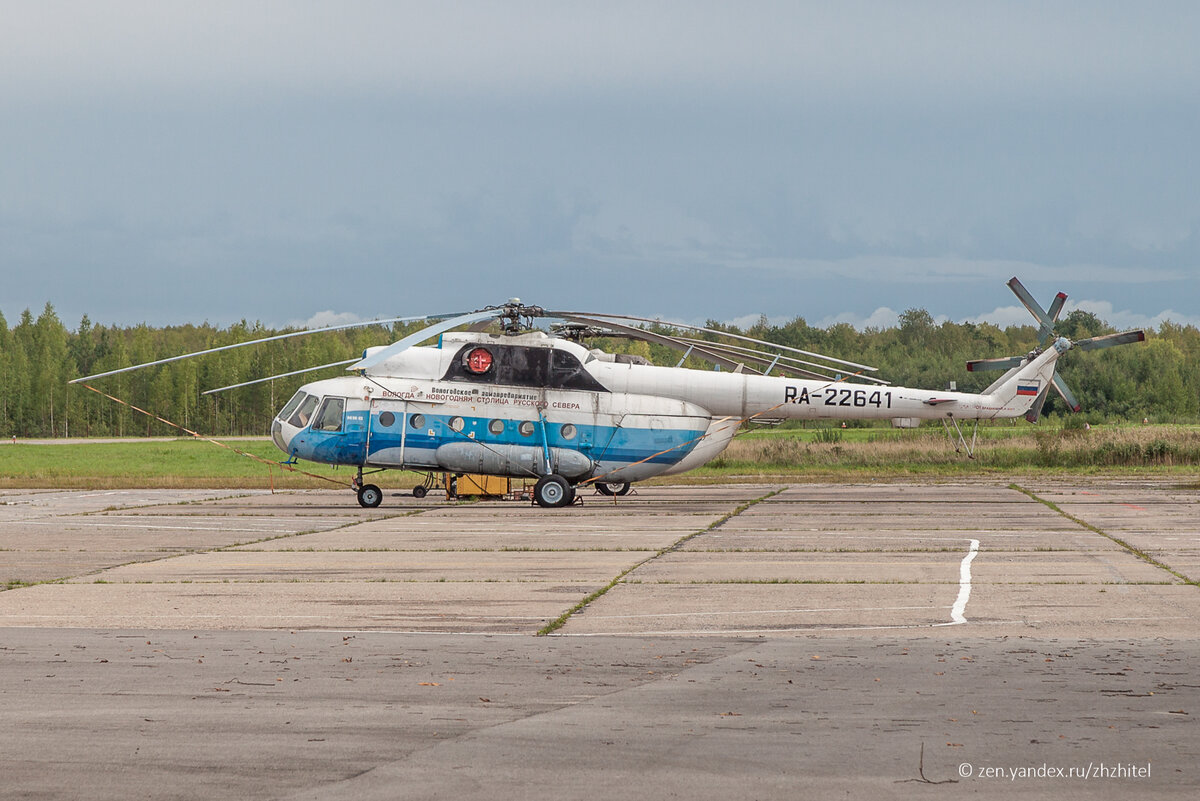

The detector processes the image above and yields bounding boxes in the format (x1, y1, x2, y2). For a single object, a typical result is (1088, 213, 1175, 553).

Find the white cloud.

(966, 304, 1039, 329)
(1062, 300, 1200, 331)
(967, 300, 1200, 331)
(291, 310, 369, 330)
(3, 2, 1197, 102)
(815, 307, 907, 330)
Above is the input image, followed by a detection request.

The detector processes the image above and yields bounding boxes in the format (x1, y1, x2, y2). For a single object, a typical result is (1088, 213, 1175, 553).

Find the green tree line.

(1, 303, 1196, 438)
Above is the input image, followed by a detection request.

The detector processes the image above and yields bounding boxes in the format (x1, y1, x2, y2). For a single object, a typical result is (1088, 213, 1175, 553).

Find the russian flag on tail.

(1016, 380, 1041, 397)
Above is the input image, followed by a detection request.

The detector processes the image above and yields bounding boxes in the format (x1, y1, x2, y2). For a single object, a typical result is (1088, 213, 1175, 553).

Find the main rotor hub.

(492, 301, 546, 334)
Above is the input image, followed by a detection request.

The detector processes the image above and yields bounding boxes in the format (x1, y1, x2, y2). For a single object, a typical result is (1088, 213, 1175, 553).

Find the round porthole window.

(449, 416, 466, 432)
(488, 419, 505, 435)
(410, 413, 426, 429)
(518, 421, 535, 437)
(561, 423, 577, 440)
(379, 411, 395, 427)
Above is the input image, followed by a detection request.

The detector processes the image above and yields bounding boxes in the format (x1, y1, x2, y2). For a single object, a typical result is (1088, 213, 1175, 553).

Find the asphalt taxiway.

(1, 481, 1198, 798)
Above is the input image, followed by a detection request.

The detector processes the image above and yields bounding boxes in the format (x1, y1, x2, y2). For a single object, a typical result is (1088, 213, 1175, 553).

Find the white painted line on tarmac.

(939, 538, 980, 626)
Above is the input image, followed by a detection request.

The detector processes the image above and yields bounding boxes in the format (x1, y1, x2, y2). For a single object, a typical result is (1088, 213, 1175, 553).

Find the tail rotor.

(967, 277, 1145, 421)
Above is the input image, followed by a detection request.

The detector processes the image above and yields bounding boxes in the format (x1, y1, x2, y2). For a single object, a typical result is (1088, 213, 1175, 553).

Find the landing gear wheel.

(595, 481, 631, 496)
(412, 485, 428, 499)
(533, 474, 575, 508)
(357, 484, 383, 508)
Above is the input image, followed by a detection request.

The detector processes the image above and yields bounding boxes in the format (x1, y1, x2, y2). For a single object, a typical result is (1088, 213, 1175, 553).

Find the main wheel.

(412, 485, 428, 499)
(533, 474, 575, 508)
(357, 484, 383, 508)
(595, 481, 631, 496)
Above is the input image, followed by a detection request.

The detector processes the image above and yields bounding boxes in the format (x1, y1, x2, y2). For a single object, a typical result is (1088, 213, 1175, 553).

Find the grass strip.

(537, 487, 785, 635)
(1010, 483, 1199, 588)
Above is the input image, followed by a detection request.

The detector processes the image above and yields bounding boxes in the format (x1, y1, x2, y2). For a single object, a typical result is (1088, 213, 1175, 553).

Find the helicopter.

(71, 278, 1144, 509)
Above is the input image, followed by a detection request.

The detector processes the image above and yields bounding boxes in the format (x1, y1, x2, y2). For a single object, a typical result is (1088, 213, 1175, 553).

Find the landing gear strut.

(353, 467, 383, 508)
(356, 484, 383, 508)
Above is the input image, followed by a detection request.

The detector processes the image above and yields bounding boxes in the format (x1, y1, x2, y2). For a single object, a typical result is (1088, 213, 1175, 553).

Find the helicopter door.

(366, 399, 408, 466)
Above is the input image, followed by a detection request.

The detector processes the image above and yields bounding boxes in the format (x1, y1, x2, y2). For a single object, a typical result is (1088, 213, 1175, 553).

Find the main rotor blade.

(349, 310, 502, 371)
(1052, 375, 1083, 413)
(202, 359, 359, 395)
(671, 335, 889, 384)
(669, 338, 830, 381)
(557, 314, 749, 373)
(1007, 277, 1056, 343)
(1074, 330, 1147, 351)
(966, 355, 1025, 372)
(547, 310, 877, 374)
(69, 314, 454, 384)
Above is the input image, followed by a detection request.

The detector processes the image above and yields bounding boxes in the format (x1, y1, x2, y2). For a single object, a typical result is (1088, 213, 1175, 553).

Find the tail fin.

(984, 338, 1071, 419)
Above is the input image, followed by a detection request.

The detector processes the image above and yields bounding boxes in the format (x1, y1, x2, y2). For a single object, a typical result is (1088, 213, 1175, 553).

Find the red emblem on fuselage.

(465, 347, 493, 374)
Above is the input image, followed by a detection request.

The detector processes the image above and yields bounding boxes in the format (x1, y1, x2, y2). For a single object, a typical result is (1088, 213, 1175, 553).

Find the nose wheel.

(356, 484, 383, 508)
(353, 468, 384, 508)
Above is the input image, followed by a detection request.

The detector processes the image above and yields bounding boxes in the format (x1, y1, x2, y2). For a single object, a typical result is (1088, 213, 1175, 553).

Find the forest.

(1, 303, 1197, 439)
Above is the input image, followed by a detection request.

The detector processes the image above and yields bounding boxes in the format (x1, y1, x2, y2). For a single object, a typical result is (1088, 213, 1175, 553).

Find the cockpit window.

(289, 394, 319, 428)
(313, 397, 345, 432)
(278, 391, 306, 422)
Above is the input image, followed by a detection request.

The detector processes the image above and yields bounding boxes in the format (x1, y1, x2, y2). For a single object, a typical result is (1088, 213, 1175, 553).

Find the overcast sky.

(2, 1, 1197, 332)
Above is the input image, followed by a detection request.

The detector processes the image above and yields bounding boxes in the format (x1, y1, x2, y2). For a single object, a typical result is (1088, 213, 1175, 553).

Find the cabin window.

(278, 391, 306, 422)
(448, 416, 466, 433)
(313, 397, 345, 432)
(488, 419, 505, 435)
(560, 423, 577, 440)
(410, 413, 426, 429)
(378, 411, 396, 427)
(518, 421, 535, 437)
(549, 350, 588, 388)
(289, 394, 319, 428)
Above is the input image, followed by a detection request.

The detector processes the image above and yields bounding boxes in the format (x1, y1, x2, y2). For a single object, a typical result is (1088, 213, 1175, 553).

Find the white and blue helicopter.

(72, 278, 1143, 508)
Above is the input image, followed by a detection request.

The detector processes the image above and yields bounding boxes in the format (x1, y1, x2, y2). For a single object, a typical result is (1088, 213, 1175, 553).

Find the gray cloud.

(4, 2, 1198, 101)
(1, 2, 1197, 330)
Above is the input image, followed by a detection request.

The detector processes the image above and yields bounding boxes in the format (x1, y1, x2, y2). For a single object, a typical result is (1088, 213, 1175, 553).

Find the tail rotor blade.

(1007, 277, 1057, 343)
(1008, 277, 1054, 327)
(1046, 291, 1068, 324)
(1025, 387, 1050, 423)
(1074, 330, 1147, 352)
(1052, 375, 1083, 413)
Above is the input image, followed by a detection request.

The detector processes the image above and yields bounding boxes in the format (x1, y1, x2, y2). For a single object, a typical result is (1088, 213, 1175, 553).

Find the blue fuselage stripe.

(290, 410, 705, 469)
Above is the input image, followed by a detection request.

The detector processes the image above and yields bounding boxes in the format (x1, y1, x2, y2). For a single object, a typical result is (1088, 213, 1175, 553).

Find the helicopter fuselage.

(271, 330, 1064, 488)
